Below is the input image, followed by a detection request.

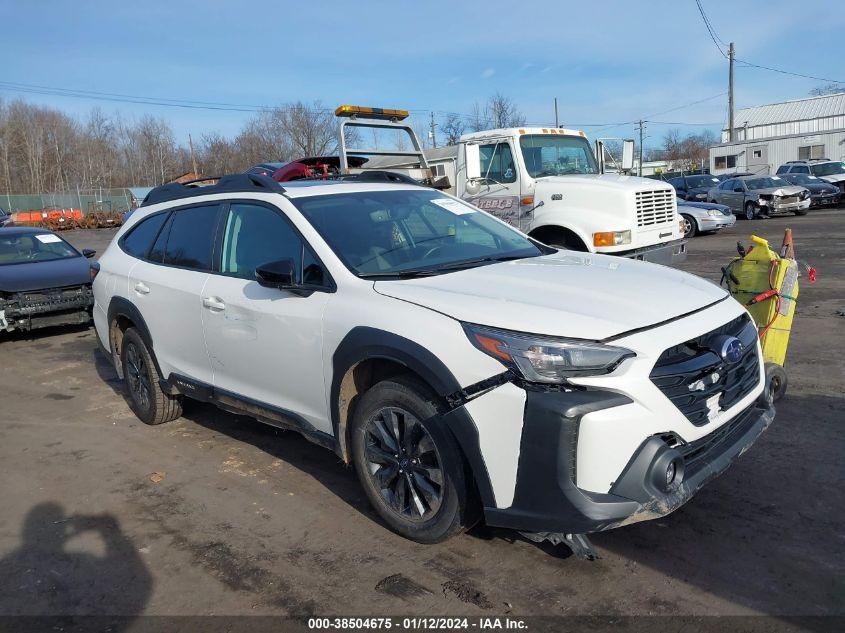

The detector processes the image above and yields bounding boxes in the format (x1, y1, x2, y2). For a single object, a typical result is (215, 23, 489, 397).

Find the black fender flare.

(331, 326, 496, 507)
(106, 297, 163, 378)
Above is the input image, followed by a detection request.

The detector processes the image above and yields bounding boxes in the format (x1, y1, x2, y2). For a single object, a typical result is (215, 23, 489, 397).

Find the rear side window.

(791, 165, 810, 174)
(776, 165, 789, 175)
(122, 213, 168, 259)
(162, 205, 219, 270)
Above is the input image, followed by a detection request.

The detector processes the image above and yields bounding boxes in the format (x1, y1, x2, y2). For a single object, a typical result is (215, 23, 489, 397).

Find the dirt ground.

(0, 210, 842, 624)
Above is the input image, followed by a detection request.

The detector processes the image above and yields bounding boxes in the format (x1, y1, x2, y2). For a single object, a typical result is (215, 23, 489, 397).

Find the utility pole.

(638, 120, 645, 177)
(188, 134, 199, 175)
(429, 112, 437, 148)
(554, 97, 559, 128)
(728, 42, 735, 142)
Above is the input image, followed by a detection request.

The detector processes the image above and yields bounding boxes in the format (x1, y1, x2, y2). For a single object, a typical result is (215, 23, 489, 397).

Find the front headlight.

(463, 323, 635, 383)
(707, 209, 721, 217)
(593, 230, 631, 247)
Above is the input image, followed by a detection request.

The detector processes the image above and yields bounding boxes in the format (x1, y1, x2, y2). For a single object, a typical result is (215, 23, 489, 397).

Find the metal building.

(709, 92, 845, 176)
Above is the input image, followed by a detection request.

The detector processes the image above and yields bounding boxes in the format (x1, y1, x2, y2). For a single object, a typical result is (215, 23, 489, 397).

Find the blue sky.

(1, 0, 843, 149)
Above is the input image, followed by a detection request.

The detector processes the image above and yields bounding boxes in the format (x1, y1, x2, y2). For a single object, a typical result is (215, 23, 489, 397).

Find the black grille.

(677, 404, 758, 476)
(650, 314, 761, 426)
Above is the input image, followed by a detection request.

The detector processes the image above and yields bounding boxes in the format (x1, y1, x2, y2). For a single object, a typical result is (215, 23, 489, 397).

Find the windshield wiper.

(429, 254, 527, 272)
(360, 255, 528, 280)
(358, 269, 442, 279)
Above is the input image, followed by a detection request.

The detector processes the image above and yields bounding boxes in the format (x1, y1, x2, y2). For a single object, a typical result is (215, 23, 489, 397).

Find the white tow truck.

(332, 105, 687, 265)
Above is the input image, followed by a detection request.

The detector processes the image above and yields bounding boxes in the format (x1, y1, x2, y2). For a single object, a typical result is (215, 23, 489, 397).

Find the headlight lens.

(593, 230, 631, 247)
(707, 209, 721, 217)
(463, 323, 635, 382)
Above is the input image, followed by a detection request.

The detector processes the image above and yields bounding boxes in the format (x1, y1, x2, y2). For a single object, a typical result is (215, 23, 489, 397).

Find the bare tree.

(441, 113, 465, 145)
(280, 101, 336, 157)
(809, 83, 845, 97)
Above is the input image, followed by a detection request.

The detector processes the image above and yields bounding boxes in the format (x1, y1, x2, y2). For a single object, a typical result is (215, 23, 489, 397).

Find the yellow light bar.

(334, 105, 409, 120)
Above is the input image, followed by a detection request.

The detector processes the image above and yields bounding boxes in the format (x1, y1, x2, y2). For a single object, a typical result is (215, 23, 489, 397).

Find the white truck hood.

(373, 252, 727, 340)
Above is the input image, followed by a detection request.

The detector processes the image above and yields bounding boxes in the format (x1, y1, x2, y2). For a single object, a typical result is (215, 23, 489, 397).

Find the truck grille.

(635, 189, 676, 227)
(649, 314, 760, 426)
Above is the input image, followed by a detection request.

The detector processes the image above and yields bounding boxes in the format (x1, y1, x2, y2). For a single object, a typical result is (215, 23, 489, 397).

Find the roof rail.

(141, 173, 286, 207)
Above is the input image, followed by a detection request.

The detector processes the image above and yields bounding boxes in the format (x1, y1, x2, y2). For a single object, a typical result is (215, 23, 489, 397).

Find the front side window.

(520, 135, 598, 177)
(776, 165, 789, 174)
(479, 142, 517, 183)
(220, 203, 312, 282)
(811, 161, 845, 177)
(719, 179, 735, 190)
(293, 189, 548, 278)
(0, 232, 79, 265)
(161, 205, 219, 270)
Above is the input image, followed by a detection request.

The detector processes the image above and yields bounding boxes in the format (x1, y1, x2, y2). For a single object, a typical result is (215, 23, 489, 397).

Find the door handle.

(134, 282, 150, 295)
(202, 296, 226, 312)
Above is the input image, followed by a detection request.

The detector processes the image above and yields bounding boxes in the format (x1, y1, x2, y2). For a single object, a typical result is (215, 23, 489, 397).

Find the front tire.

(121, 328, 182, 425)
(350, 376, 477, 543)
(744, 202, 758, 221)
(681, 214, 697, 238)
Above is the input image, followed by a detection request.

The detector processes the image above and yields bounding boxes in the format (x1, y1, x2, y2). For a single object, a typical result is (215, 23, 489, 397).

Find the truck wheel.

(744, 202, 758, 221)
(765, 362, 788, 402)
(681, 214, 697, 238)
(350, 375, 477, 544)
(121, 328, 182, 425)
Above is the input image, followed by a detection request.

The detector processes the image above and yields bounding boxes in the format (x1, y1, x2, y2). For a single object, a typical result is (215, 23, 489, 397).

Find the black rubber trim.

(601, 295, 729, 343)
(166, 373, 337, 452)
(331, 326, 496, 506)
(106, 297, 163, 377)
(484, 389, 638, 534)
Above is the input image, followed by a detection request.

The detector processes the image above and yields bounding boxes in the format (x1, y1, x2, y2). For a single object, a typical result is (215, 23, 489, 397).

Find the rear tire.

(350, 375, 477, 543)
(121, 328, 182, 425)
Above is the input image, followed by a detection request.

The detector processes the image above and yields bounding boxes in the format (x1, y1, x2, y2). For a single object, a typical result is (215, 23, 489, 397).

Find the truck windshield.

(811, 162, 845, 177)
(293, 189, 548, 278)
(520, 135, 598, 178)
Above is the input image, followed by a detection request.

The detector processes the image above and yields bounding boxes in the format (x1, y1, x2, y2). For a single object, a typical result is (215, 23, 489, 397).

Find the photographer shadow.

(0, 502, 152, 624)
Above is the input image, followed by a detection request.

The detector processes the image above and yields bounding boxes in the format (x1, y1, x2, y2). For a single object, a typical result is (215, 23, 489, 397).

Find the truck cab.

(455, 128, 686, 264)
(333, 107, 686, 265)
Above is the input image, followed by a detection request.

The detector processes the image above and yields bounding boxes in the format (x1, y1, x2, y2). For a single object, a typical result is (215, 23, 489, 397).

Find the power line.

(694, 0, 727, 58)
(733, 60, 844, 85)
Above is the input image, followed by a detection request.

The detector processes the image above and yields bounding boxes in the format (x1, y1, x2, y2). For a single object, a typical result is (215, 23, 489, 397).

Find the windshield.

(745, 177, 784, 190)
(292, 190, 548, 278)
(687, 175, 719, 188)
(811, 162, 845, 177)
(784, 174, 817, 185)
(0, 232, 79, 265)
(519, 135, 598, 177)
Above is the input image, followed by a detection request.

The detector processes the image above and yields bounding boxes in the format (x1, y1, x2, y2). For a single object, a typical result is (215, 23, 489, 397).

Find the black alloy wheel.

(362, 406, 444, 521)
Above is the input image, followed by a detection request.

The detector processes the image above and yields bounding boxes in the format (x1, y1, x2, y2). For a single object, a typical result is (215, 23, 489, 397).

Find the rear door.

(129, 203, 222, 385)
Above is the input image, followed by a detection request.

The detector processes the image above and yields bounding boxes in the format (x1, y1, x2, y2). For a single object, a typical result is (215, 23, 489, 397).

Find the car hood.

(678, 199, 730, 212)
(818, 173, 845, 184)
(534, 173, 667, 191)
(373, 252, 727, 340)
(755, 185, 806, 196)
(801, 182, 840, 193)
(0, 256, 91, 293)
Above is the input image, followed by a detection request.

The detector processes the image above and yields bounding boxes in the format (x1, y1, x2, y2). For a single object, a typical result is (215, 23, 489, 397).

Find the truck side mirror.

(621, 140, 635, 172)
(465, 144, 481, 181)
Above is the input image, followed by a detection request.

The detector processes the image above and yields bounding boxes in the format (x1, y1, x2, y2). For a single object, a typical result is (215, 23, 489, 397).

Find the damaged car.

(709, 175, 810, 220)
(0, 227, 96, 334)
(779, 173, 841, 208)
(93, 175, 773, 558)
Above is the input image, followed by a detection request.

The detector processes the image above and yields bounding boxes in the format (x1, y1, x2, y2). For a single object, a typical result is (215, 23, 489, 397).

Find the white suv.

(93, 174, 773, 552)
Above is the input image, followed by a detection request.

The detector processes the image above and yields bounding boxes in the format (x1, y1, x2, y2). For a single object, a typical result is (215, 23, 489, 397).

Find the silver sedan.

(708, 175, 811, 220)
(677, 199, 736, 238)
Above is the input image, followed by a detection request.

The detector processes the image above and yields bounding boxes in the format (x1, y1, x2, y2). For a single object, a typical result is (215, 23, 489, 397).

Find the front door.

(462, 140, 522, 228)
(201, 201, 332, 432)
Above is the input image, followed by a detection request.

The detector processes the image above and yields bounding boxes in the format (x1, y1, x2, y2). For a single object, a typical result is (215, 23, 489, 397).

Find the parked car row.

(708, 175, 811, 220)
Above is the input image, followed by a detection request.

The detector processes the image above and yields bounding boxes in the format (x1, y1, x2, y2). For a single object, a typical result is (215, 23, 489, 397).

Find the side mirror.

(255, 259, 296, 289)
(621, 139, 635, 172)
(465, 143, 481, 181)
(82, 249, 96, 259)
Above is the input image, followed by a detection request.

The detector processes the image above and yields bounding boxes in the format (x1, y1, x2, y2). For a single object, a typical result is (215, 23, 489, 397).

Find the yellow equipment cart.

(722, 231, 804, 401)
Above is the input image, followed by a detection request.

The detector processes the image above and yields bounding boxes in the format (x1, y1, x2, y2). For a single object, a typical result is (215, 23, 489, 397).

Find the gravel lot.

(0, 211, 842, 623)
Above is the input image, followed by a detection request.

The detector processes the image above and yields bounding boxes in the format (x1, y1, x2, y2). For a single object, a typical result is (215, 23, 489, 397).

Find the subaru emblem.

(719, 336, 744, 364)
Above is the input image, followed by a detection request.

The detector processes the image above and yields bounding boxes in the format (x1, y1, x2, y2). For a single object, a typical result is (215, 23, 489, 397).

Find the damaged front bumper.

(482, 387, 775, 535)
(0, 284, 94, 332)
